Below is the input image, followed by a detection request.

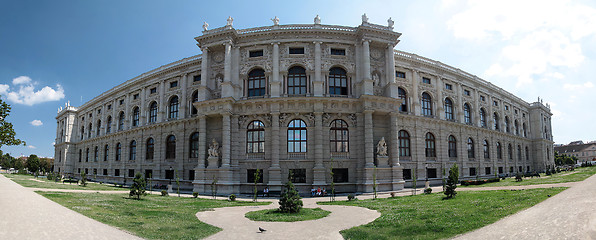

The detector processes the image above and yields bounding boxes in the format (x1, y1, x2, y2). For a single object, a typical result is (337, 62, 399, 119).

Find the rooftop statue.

(272, 16, 279, 25)
(314, 15, 321, 24)
(202, 22, 209, 31)
(362, 13, 369, 23)
(226, 16, 234, 26)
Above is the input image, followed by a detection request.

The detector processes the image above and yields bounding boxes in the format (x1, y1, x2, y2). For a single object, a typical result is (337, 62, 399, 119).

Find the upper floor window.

(422, 77, 431, 84)
(133, 94, 139, 100)
(425, 132, 436, 158)
(189, 132, 199, 158)
(396, 71, 406, 78)
(328, 67, 348, 95)
(480, 95, 486, 101)
(132, 107, 139, 127)
(247, 121, 265, 153)
(88, 123, 92, 138)
(169, 81, 178, 88)
(445, 83, 452, 90)
(398, 87, 407, 112)
(480, 108, 487, 128)
(464, 89, 470, 96)
(96, 120, 101, 136)
(421, 92, 432, 116)
(493, 112, 500, 130)
(80, 126, 84, 140)
(523, 123, 527, 137)
(464, 103, 472, 124)
(517, 145, 522, 160)
(287, 66, 307, 95)
(149, 102, 158, 123)
(444, 98, 454, 120)
(448, 135, 457, 158)
(107, 104, 112, 110)
(165, 135, 176, 159)
(146, 138, 154, 160)
(94, 146, 98, 161)
(150, 87, 157, 94)
(483, 140, 490, 159)
(287, 119, 307, 153)
(247, 69, 266, 97)
(249, 50, 263, 57)
(496, 142, 502, 159)
(330, 119, 349, 152)
(191, 92, 199, 115)
(493, 100, 499, 106)
(193, 75, 201, 82)
(118, 112, 125, 131)
(505, 116, 510, 133)
(86, 148, 89, 162)
(106, 116, 112, 134)
(398, 130, 411, 157)
(169, 96, 179, 119)
(515, 120, 520, 136)
(525, 146, 529, 160)
(104, 144, 109, 161)
(330, 48, 346, 56)
(129, 140, 136, 161)
(119, 99, 124, 105)
(508, 144, 513, 160)
(115, 143, 121, 161)
(468, 138, 475, 159)
(289, 47, 304, 54)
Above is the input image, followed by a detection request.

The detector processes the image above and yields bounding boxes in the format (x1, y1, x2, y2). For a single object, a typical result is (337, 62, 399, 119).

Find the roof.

(555, 142, 596, 154)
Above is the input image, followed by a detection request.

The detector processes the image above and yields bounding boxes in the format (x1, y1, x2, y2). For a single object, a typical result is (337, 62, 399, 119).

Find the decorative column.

(198, 47, 210, 101)
(390, 112, 404, 190)
(412, 70, 421, 115)
(436, 77, 444, 120)
(233, 46, 240, 97)
(270, 42, 281, 97)
(364, 110, 375, 167)
(474, 89, 480, 127)
(385, 44, 399, 98)
(221, 113, 231, 167)
(192, 115, 207, 193)
(362, 40, 374, 95)
(313, 112, 326, 186)
(456, 83, 464, 123)
(312, 41, 324, 97)
(158, 81, 165, 121)
(268, 112, 282, 190)
(222, 42, 234, 98)
(180, 73, 188, 119)
(140, 87, 146, 125)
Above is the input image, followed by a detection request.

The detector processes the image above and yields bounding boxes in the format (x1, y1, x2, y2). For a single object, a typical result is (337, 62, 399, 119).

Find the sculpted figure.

(227, 16, 234, 26)
(202, 22, 209, 31)
(314, 15, 321, 24)
(272, 16, 279, 25)
(362, 13, 369, 23)
(208, 139, 219, 157)
(388, 17, 394, 28)
(377, 137, 388, 156)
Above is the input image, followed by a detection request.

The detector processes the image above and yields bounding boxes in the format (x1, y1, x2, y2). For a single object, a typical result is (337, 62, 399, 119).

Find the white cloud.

(563, 82, 594, 91)
(0, 76, 65, 106)
(27, 145, 36, 149)
(12, 76, 32, 85)
(30, 120, 43, 126)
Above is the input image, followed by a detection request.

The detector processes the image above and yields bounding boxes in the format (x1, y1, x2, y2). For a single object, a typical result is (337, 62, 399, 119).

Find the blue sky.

(1, 0, 596, 158)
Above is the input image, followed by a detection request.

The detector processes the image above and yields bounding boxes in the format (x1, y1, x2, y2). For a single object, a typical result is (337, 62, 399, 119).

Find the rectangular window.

(480, 95, 486, 101)
(115, 169, 120, 176)
(509, 166, 514, 173)
(403, 169, 412, 180)
(332, 168, 349, 183)
(396, 71, 406, 78)
(470, 167, 476, 176)
(189, 170, 195, 181)
(193, 75, 201, 82)
(485, 167, 491, 175)
(103, 169, 107, 175)
(422, 77, 431, 84)
(247, 169, 263, 183)
(289, 47, 304, 54)
(145, 169, 153, 179)
(128, 169, 134, 178)
(170, 81, 178, 88)
(165, 170, 174, 180)
(515, 109, 518, 114)
(445, 83, 452, 90)
(98, 109, 101, 114)
(505, 105, 509, 110)
(150, 87, 157, 94)
(493, 101, 498, 106)
(249, 50, 264, 57)
(290, 169, 306, 183)
(464, 90, 470, 96)
(85, 168, 88, 174)
(107, 104, 112, 110)
(498, 167, 503, 174)
(427, 168, 437, 178)
(330, 48, 346, 56)
(119, 99, 124, 105)
(133, 94, 139, 100)
(93, 169, 97, 175)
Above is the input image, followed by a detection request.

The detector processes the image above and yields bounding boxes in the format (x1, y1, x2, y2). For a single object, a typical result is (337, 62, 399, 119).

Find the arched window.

(287, 119, 307, 153)
(106, 116, 112, 134)
(118, 112, 125, 131)
(104, 144, 109, 161)
(247, 121, 265, 153)
(398, 87, 408, 112)
(480, 108, 487, 127)
(88, 123, 92, 138)
(494, 112, 500, 130)
(444, 98, 454, 120)
(132, 107, 139, 127)
(86, 148, 89, 162)
(505, 116, 510, 133)
(116, 142, 121, 161)
(149, 102, 158, 123)
(169, 96, 179, 119)
(514, 120, 519, 136)
(496, 142, 502, 159)
(425, 132, 436, 157)
(166, 135, 176, 159)
(247, 69, 266, 97)
(517, 145, 522, 160)
(94, 146, 98, 161)
(483, 140, 490, 159)
(523, 123, 527, 137)
(398, 130, 410, 157)
(287, 66, 307, 95)
(329, 67, 348, 95)
(464, 103, 472, 124)
(191, 92, 198, 115)
(81, 126, 84, 140)
(448, 135, 457, 158)
(96, 120, 101, 136)
(330, 119, 349, 152)
(189, 132, 200, 157)
(508, 144, 513, 160)
(129, 140, 136, 161)
(525, 146, 529, 160)
(467, 138, 475, 159)
(79, 149, 82, 162)
(421, 92, 432, 116)
(146, 138, 154, 160)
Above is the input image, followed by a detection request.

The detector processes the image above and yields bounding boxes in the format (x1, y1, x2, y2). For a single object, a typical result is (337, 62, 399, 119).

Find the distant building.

(554, 142, 596, 164)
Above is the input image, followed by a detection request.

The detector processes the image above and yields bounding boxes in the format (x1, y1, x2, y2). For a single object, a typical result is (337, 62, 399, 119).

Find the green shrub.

(192, 192, 199, 198)
(80, 172, 87, 187)
(161, 190, 168, 196)
(347, 194, 356, 201)
(444, 163, 458, 199)
(129, 173, 146, 200)
(515, 173, 523, 182)
(424, 188, 432, 194)
(47, 172, 54, 181)
(279, 180, 303, 213)
(229, 194, 236, 201)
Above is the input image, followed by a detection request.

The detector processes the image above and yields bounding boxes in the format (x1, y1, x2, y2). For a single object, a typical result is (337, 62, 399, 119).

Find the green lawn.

(38, 192, 269, 239)
(321, 187, 566, 240)
(2, 174, 124, 191)
(462, 166, 596, 188)
(245, 207, 331, 222)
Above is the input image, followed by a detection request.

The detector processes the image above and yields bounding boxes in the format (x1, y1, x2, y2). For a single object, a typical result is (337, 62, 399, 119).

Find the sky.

(1, 0, 596, 158)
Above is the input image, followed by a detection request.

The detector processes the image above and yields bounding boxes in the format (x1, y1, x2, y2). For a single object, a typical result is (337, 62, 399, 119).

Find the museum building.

(53, 16, 555, 194)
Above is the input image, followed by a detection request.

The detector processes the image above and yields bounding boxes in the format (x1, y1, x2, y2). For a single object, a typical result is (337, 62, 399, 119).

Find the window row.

(245, 66, 349, 97)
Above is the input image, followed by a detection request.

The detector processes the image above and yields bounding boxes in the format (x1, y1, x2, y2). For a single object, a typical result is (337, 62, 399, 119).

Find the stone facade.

(53, 17, 554, 194)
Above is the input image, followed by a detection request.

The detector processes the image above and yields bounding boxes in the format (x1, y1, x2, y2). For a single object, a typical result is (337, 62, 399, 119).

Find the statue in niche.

(377, 137, 388, 156)
(362, 13, 369, 23)
(216, 75, 223, 88)
(272, 16, 279, 25)
(314, 15, 321, 24)
(208, 139, 219, 158)
(226, 16, 234, 26)
(202, 22, 209, 31)
(372, 73, 379, 86)
(388, 17, 394, 28)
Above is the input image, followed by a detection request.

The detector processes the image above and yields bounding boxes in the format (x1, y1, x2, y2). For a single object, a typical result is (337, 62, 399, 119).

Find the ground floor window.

(145, 169, 153, 179)
(426, 168, 437, 179)
(403, 169, 412, 180)
(509, 167, 514, 173)
(290, 169, 306, 183)
(485, 167, 491, 175)
(189, 170, 195, 181)
(93, 169, 97, 175)
(247, 169, 263, 183)
(165, 169, 174, 180)
(498, 167, 503, 174)
(527, 166, 530, 172)
(128, 169, 134, 178)
(115, 169, 120, 176)
(518, 166, 522, 172)
(103, 169, 107, 175)
(332, 168, 349, 183)
(469, 167, 476, 176)
(85, 168, 89, 174)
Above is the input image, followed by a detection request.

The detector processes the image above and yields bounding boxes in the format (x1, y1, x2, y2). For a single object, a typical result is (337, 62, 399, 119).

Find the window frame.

(287, 119, 307, 153)
(425, 132, 436, 158)
(247, 121, 265, 153)
(329, 119, 349, 153)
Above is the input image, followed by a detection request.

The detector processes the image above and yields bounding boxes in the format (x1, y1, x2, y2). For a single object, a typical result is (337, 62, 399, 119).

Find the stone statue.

(226, 16, 234, 26)
(314, 15, 321, 24)
(272, 16, 279, 25)
(208, 139, 219, 158)
(202, 22, 209, 31)
(377, 137, 387, 156)
(387, 17, 394, 28)
(362, 13, 369, 23)
(372, 73, 379, 86)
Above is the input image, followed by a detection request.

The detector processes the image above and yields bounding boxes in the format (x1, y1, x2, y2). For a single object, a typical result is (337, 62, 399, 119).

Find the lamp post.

(169, 166, 173, 185)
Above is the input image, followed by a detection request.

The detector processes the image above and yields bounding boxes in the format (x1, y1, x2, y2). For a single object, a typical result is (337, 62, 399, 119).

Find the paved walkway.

(0, 174, 141, 240)
(453, 174, 596, 240)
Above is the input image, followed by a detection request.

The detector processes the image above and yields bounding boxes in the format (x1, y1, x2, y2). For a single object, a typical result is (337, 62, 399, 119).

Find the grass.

(2, 173, 124, 191)
(321, 187, 566, 240)
(462, 165, 596, 188)
(245, 208, 331, 222)
(38, 192, 269, 239)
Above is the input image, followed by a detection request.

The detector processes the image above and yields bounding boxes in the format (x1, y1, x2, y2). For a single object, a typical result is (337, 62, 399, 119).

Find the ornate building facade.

(54, 16, 554, 194)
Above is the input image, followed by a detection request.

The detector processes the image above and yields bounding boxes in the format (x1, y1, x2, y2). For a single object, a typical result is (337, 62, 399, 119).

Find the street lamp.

(169, 166, 173, 185)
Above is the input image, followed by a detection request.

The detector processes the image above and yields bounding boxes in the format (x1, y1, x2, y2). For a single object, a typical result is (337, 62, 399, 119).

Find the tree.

(329, 158, 335, 202)
(0, 99, 25, 148)
(279, 173, 303, 213)
(444, 163, 459, 199)
(26, 154, 40, 174)
(80, 171, 87, 187)
(253, 168, 261, 202)
(129, 173, 147, 200)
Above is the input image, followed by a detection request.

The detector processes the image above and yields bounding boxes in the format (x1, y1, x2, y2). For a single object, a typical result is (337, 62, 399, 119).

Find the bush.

(192, 192, 199, 198)
(229, 194, 236, 201)
(129, 173, 146, 200)
(80, 172, 87, 187)
(46, 172, 54, 181)
(444, 163, 458, 199)
(424, 188, 432, 194)
(515, 173, 523, 182)
(347, 194, 356, 201)
(161, 190, 168, 196)
(279, 180, 303, 213)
